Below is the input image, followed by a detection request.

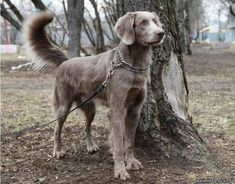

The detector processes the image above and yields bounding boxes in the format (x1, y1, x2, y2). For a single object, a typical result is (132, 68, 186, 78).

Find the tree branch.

(83, 19, 96, 47)
(61, 0, 68, 25)
(89, 0, 105, 52)
(31, 0, 47, 10)
(0, 3, 22, 31)
(102, 6, 116, 40)
(4, 0, 24, 22)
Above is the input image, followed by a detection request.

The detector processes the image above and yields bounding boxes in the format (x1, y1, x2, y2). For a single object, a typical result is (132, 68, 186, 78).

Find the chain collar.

(113, 47, 149, 73)
(100, 47, 149, 90)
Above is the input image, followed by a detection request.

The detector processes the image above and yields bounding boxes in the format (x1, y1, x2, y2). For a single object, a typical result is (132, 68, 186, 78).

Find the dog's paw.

(53, 149, 65, 159)
(126, 157, 143, 170)
(114, 167, 130, 180)
(87, 143, 99, 154)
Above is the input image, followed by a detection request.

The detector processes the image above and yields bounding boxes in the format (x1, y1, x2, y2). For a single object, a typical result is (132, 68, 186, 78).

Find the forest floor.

(1, 44, 235, 184)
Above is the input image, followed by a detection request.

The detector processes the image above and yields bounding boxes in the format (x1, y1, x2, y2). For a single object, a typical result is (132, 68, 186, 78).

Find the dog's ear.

(115, 12, 135, 45)
(151, 12, 158, 18)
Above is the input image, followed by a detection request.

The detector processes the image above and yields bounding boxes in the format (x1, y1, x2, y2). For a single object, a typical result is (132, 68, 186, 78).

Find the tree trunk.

(117, 0, 209, 163)
(176, 0, 186, 53)
(67, 0, 84, 57)
(176, 0, 192, 55)
(184, 0, 192, 55)
(230, 2, 235, 17)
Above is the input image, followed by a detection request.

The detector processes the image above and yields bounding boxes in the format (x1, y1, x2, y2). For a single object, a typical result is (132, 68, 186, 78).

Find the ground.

(1, 44, 235, 184)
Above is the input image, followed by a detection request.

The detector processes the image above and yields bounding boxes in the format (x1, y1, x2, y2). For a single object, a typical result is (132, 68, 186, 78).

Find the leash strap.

(1, 84, 105, 137)
(2, 48, 149, 137)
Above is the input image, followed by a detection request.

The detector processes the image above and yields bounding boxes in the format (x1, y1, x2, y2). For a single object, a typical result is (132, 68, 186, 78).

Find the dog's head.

(115, 11, 165, 46)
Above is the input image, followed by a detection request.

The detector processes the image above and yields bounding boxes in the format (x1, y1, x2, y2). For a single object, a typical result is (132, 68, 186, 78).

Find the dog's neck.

(118, 41, 152, 67)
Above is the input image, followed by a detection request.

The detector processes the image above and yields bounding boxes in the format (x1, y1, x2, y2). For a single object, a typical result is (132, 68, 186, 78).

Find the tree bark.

(184, 0, 192, 55)
(117, 0, 209, 163)
(67, 0, 84, 57)
(176, 0, 186, 53)
(176, 0, 192, 55)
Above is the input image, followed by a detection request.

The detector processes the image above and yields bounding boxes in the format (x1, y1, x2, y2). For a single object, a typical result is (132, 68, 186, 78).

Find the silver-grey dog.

(24, 11, 164, 180)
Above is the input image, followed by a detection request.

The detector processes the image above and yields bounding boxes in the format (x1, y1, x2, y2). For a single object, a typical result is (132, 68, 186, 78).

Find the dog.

(24, 11, 164, 180)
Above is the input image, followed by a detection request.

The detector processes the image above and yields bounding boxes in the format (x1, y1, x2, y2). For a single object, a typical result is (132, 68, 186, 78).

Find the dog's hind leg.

(53, 86, 72, 159)
(79, 100, 99, 153)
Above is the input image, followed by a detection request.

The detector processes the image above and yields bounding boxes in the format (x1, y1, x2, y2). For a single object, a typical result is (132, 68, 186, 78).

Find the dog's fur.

(24, 11, 164, 180)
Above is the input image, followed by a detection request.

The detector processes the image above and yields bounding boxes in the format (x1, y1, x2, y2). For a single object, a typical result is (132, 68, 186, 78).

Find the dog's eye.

(139, 19, 148, 26)
(152, 18, 158, 25)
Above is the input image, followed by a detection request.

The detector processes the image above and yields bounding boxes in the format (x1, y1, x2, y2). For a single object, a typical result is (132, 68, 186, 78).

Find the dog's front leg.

(111, 107, 130, 180)
(125, 106, 143, 170)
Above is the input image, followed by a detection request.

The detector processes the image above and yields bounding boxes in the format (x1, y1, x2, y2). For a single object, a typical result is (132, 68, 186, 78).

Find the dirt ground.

(1, 44, 235, 184)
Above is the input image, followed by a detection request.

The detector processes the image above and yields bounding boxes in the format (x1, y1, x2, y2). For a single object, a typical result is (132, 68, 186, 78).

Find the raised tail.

(23, 12, 68, 70)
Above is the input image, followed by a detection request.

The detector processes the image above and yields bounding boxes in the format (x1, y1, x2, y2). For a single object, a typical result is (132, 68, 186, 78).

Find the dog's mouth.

(144, 36, 165, 46)
(144, 39, 162, 46)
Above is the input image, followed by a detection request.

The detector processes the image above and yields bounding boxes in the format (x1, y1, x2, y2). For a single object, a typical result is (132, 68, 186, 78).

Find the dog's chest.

(131, 73, 146, 86)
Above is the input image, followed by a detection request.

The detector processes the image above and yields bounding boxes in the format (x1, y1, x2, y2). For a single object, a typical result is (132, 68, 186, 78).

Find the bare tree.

(83, 18, 96, 47)
(0, 3, 22, 31)
(1, 0, 117, 54)
(61, 0, 68, 24)
(0, 0, 89, 55)
(176, 0, 186, 52)
(102, 0, 118, 43)
(214, 0, 235, 16)
(67, 0, 84, 57)
(4, 0, 24, 22)
(191, 0, 205, 41)
(81, 0, 118, 52)
(176, 0, 192, 55)
(117, 0, 208, 162)
(89, 0, 105, 53)
(30, 0, 47, 10)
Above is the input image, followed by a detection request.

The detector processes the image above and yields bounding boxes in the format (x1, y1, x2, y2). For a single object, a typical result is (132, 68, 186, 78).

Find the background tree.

(176, 0, 192, 55)
(1, 2, 22, 31)
(82, 0, 118, 53)
(67, 0, 84, 57)
(117, 0, 209, 162)
(212, 0, 235, 16)
(0, 0, 118, 55)
(191, 0, 205, 41)
(176, 0, 206, 55)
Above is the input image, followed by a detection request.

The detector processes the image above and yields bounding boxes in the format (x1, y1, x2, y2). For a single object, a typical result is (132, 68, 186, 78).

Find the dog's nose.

(157, 32, 165, 39)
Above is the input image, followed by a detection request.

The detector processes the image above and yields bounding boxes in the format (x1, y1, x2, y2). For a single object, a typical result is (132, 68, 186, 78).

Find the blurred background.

(1, 0, 235, 55)
(1, 0, 235, 183)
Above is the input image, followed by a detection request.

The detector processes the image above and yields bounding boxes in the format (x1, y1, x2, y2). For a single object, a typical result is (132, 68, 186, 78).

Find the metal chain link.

(114, 47, 149, 73)
(100, 47, 149, 90)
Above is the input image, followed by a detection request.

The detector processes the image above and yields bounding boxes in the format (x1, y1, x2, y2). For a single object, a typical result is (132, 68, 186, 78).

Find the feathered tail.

(23, 12, 68, 70)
